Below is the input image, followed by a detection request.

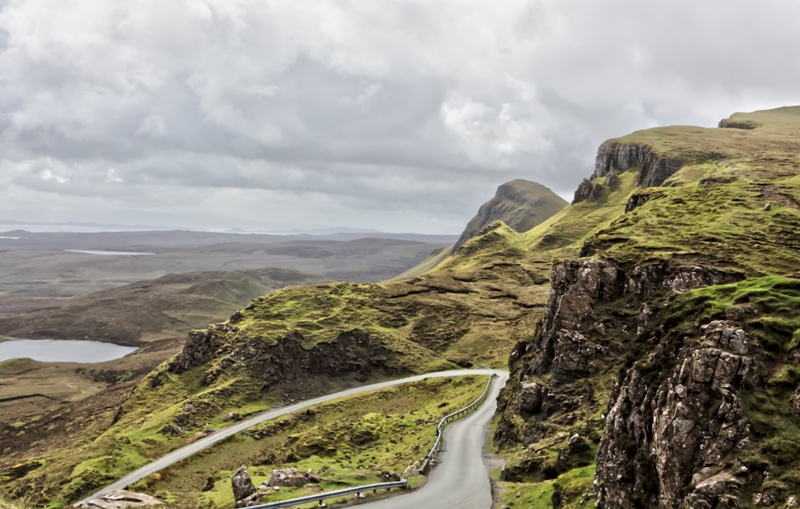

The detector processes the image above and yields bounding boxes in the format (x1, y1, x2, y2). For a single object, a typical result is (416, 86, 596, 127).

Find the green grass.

(488, 106, 800, 507)
(497, 465, 596, 509)
(0, 375, 487, 507)
(137, 376, 489, 508)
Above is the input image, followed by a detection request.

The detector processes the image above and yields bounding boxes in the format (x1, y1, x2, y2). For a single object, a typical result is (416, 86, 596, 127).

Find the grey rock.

(518, 381, 544, 414)
(231, 466, 256, 502)
(74, 490, 163, 508)
(268, 467, 310, 488)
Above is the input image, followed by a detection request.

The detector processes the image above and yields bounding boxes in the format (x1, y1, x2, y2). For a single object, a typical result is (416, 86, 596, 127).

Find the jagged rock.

(573, 178, 595, 203)
(495, 257, 752, 508)
(74, 490, 163, 508)
(718, 118, 759, 129)
(268, 467, 310, 488)
(625, 192, 661, 212)
(594, 141, 683, 188)
(568, 434, 586, 453)
(597, 316, 752, 509)
(551, 330, 605, 379)
(518, 381, 544, 413)
(170, 328, 222, 372)
(683, 472, 743, 509)
(231, 466, 256, 502)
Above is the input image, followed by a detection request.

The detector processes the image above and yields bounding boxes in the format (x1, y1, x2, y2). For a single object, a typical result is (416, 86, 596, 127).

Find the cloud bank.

(1, 0, 799, 232)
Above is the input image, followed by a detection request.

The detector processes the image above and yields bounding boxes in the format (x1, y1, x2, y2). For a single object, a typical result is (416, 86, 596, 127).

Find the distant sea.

(0, 223, 149, 233)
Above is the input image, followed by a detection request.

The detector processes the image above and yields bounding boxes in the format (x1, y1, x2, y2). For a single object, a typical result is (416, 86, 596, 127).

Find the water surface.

(65, 250, 155, 256)
(0, 339, 138, 363)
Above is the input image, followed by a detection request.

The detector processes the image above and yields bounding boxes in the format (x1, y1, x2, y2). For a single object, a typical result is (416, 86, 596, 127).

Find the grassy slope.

(491, 106, 800, 507)
(5, 106, 800, 507)
(453, 179, 568, 251)
(392, 245, 453, 280)
(1, 377, 488, 509)
(146, 376, 487, 508)
(0, 246, 549, 504)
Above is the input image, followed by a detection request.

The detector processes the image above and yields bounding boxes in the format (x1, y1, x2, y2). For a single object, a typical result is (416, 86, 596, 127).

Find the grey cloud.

(1, 0, 799, 232)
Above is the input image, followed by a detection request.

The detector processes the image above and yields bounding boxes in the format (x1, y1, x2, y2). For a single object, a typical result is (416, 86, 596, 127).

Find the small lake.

(65, 250, 155, 256)
(0, 339, 138, 363)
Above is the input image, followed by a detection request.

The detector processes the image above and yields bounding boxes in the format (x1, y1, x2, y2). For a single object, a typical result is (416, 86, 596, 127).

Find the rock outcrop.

(267, 468, 320, 487)
(596, 319, 755, 509)
(718, 118, 759, 130)
(74, 490, 163, 508)
(494, 257, 746, 504)
(454, 179, 567, 251)
(573, 141, 683, 203)
(231, 466, 256, 504)
(168, 328, 404, 402)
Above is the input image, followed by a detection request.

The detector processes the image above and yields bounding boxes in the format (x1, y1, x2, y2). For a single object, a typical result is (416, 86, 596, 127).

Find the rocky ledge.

(573, 141, 683, 203)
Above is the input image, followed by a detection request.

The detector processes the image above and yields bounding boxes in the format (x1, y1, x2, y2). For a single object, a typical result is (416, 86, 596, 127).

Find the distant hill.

(0, 268, 329, 345)
(452, 179, 567, 251)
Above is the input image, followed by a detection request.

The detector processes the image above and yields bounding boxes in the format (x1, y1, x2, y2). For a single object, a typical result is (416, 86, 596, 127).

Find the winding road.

(359, 370, 508, 509)
(84, 368, 508, 507)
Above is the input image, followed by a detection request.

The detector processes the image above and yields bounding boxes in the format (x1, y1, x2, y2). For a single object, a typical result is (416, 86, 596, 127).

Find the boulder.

(231, 466, 256, 502)
(74, 490, 162, 508)
(518, 382, 544, 413)
(268, 467, 310, 488)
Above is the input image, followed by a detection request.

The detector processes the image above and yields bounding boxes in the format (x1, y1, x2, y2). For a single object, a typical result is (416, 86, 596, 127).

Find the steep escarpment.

(573, 142, 683, 203)
(493, 259, 742, 486)
(453, 179, 567, 251)
(494, 106, 800, 508)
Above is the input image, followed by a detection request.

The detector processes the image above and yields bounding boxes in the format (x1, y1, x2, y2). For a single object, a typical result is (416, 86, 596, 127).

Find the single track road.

(357, 371, 508, 509)
(84, 368, 508, 503)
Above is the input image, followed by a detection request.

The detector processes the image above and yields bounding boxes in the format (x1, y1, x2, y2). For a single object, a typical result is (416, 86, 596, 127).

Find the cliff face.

(494, 106, 800, 508)
(573, 141, 683, 203)
(453, 179, 566, 251)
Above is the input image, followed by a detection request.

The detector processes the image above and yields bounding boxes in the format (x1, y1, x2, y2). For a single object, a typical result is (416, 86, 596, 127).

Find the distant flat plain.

(0, 229, 455, 433)
(0, 229, 456, 316)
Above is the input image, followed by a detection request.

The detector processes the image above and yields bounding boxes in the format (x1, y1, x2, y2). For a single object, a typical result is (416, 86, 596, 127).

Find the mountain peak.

(453, 179, 567, 251)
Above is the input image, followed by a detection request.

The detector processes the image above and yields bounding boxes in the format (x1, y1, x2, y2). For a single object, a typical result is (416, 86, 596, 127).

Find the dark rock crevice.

(493, 257, 747, 507)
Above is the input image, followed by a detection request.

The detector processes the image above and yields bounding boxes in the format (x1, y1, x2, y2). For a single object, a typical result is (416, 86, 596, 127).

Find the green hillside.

(4, 107, 800, 508)
(453, 179, 567, 252)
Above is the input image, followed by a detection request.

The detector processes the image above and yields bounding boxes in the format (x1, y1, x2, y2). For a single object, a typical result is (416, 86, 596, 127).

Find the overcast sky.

(1, 0, 799, 234)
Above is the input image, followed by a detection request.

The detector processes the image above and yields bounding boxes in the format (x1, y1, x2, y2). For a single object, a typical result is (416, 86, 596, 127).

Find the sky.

(1, 0, 800, 234)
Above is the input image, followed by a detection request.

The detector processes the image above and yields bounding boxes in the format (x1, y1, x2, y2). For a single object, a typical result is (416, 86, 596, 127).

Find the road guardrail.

(421, 374, 495, 473)
(245, 479, 408, 509)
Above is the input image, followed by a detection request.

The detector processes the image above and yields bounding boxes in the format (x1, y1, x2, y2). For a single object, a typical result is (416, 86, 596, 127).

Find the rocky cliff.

(573, 141, 683, 203)
(453, 179, 566, 251)
(494, 106, 800, 509)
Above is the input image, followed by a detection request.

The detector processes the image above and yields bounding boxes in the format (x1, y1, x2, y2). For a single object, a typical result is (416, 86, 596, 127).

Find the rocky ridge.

(454, 179, 566, 251)
(495, 107, 800, 508)
(573, 141, 683, 203)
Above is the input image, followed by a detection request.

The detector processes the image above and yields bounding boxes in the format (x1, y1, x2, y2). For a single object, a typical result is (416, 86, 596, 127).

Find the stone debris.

(74, 490, 162, 508)
(268, 467, 318, 487)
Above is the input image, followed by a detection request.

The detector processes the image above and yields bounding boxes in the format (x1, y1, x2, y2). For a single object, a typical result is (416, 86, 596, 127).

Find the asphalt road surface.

(358, 371, 509, 509)
(84, 368, 508, 502)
